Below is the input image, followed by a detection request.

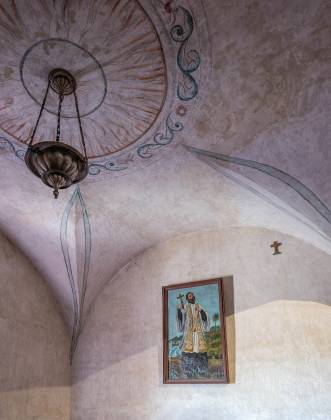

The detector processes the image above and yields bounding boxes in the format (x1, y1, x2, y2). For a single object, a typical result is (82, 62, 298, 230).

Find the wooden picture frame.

(163, 278, 229, 384)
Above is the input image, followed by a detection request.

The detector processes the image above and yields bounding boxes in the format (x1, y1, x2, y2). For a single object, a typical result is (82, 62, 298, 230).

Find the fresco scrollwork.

(0, 136, 26, 160)
(171, 6, 200, 101)
(137, 114, 183, 159)
(88, 160, 128, 175)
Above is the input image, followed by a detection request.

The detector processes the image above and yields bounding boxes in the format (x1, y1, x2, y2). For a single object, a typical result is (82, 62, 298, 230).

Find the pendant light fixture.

(25, 68, 88, 199)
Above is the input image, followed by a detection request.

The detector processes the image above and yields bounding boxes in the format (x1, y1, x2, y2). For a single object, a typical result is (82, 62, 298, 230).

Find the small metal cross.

(270, 241, 282, 255)
(177, 293, 185, 306)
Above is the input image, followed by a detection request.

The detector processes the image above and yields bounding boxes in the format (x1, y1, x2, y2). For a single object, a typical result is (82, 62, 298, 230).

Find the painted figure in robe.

(176, 291, 209, 378)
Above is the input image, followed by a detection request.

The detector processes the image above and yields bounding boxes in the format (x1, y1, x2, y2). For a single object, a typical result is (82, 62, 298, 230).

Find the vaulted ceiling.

(0, 0, 330, 355)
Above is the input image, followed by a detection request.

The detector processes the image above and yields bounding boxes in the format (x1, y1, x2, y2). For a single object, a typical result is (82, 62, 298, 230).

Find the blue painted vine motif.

(88, 160, 128, 175)
(171, 6, 200, 101)
(0, 136, 26, 160)
(137, 114, 183, 158)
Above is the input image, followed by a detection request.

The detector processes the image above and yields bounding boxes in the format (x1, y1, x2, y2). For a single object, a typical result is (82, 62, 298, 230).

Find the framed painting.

(163, 278, 228, 384)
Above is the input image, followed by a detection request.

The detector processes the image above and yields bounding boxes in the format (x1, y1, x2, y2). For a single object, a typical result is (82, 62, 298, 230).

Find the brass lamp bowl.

(25, 141, 88, 198)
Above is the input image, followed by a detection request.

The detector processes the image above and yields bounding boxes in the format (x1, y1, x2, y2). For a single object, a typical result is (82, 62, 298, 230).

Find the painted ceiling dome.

(0, 0, 194, 164)
(0, 0, 206, 176)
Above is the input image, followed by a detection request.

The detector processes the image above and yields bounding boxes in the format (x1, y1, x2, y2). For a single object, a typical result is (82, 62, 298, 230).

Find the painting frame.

(163, 278, 229, 384)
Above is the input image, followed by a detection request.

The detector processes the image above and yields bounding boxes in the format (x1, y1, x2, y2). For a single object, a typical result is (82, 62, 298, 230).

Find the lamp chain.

(56, 93, 64, 142)
(74, 90, 87, 160)
(29, 80, 51, 147)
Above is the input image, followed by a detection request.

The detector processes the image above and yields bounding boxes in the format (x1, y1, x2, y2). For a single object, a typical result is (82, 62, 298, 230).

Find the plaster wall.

(72, 227, 331, 420)
(0, 230, 71, 420)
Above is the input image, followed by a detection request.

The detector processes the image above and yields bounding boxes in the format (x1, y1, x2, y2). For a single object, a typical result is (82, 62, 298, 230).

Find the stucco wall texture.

(72, 227, 331, 420)
(0, 230, 71, 420)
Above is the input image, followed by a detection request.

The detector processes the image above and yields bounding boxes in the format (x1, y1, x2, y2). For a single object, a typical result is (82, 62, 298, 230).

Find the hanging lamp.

(25, 68, 88, 199)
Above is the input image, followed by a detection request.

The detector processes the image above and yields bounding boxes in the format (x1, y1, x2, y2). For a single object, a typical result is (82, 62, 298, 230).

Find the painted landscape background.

(167, 283, 225, 380)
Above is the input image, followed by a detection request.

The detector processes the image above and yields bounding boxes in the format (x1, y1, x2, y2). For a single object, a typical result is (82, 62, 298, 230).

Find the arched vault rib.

(75, 150, 331, 341)
(1, 145, 331, 363)
(186, 145, 331, 230)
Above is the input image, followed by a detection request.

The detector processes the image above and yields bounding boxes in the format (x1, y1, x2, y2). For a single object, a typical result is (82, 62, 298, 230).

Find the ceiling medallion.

(25, 69, 88, 199)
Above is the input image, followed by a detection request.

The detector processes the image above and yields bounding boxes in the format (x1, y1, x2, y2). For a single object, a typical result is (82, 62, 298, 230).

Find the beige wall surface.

(72, 227, 331, 420)
(0, 230, 71, 420)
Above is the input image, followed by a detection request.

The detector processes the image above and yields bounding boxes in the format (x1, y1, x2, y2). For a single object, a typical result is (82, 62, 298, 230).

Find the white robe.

(176, 302, 209, 353)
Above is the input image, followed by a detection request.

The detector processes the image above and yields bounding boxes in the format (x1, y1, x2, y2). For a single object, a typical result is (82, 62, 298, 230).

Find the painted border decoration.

(87, 2, 202, 175)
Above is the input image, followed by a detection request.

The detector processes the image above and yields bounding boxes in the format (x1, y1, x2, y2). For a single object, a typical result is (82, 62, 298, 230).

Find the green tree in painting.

(208, 313, 221, 359)
(212, 313, 219, 331)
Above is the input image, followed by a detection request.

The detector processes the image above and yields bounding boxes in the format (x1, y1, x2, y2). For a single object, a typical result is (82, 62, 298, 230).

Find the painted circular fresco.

(0, 0, 167, 158)
(0, 0, 208, 178)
